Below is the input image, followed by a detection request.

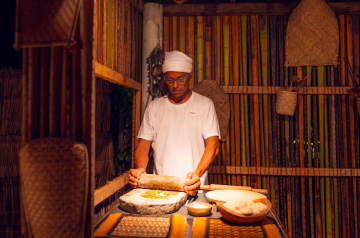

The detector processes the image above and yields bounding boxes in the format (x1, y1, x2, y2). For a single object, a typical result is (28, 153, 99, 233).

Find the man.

(129, 50, 220, 195)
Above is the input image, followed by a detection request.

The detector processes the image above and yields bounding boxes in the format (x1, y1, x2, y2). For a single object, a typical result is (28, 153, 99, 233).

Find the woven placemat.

(95, 213, 186, 238)
(109, 214, 172, 238)
(192, 217, 283, 238)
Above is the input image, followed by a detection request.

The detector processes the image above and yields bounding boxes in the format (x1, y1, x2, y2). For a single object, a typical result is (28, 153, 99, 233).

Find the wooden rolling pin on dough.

(137, 174, 268, 195)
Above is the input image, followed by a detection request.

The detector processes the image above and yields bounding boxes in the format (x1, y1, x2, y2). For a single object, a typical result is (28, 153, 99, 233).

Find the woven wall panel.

(14, 0, 81, 49)
(284, 0, 339, 66)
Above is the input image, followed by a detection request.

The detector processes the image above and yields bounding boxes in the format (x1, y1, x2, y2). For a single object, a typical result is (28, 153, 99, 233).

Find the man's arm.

(129, 139, 152, 188)
(184, 136, 219, 195)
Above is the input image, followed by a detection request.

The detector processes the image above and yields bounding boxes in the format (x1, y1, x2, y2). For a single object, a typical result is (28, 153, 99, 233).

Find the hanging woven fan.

(192, 80, 230, 142)
(284, 0, 339, 67)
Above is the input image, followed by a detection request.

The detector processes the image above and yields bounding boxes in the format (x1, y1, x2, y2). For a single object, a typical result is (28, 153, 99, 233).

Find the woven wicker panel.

(284, 0, 339, 67)
(192, 80, 230, 141)
(109, 215, 172, 238)
(19, 137, 88, 238)
(207, 219, 264, 238)
(14, 0, 81, 49)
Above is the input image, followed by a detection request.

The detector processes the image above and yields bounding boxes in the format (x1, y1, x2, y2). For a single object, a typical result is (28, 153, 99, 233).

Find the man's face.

(164, 71, 191, 98)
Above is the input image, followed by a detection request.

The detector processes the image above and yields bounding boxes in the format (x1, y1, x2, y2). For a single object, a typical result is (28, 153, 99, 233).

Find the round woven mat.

(192, 80, 230, 141)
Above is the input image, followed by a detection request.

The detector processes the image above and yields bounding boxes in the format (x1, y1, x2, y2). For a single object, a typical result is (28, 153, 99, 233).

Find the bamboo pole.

(330, 65, 339, 238)
(312, 66, 322, 238)
(352, 15, 360, 238)
(187, 16, 195, 86)
(197, 16, 204, 83)
(60, 47, 68, 137)
(180, 16, 185, 53)
(318, 66, 327, 238)
(215, 16, 221, 85)
(269, 16, 277, 209)
(39, 48, 49, 138)
(164, 17, 170, 52)
(173, 16, 177, 50)
(214, 16, 221, 184)
(49, 47, 62, 137)
(232, 15, 241, 186)
(340, 15, 349, 238)
(223, 16, 230, 184)
(205, 16, 212, 81)
(28, 48, 40, 140)
(260, 16, 269, 193)
(347, 15, 358, 238)
(250, 15, 261, 188)
(297, 66, 306, 238)
(307, 66, 315, 238)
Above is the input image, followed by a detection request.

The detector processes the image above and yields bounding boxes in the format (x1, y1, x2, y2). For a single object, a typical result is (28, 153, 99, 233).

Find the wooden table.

(95, 192, 290, 238)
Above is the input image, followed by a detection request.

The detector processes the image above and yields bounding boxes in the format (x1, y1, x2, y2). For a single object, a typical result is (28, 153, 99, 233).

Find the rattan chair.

(19, 137, 89, 238)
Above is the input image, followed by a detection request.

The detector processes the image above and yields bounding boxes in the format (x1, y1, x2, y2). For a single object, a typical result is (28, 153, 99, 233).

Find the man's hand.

(129, 168, 146, 188)
(184, 172, 201, 195)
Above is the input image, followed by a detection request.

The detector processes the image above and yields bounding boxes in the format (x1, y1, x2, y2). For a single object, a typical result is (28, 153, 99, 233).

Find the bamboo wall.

(0, 69, 22, 238)
(96, 0, 142, 84)
(94, 0, 142, 224)
(164, 15, 360, 238)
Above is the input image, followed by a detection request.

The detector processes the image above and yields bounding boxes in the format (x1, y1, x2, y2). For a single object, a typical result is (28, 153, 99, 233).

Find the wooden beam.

(95, 62, 142, 91)
(94, 171, 130, 206)
(208, 166, 360, 177)
(163, 3, 360, 16)
(191, 85, 352, 95)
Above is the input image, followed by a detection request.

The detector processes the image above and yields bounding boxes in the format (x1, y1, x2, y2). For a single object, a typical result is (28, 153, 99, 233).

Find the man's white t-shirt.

(137, 91, 220, 185)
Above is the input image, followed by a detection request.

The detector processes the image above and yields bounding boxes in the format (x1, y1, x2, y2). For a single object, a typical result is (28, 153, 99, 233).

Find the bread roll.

(238, 206, 253, 216)
(231, 200, 247, 210)
(223, 202, 236, 211)
(253, 202, 268, 214)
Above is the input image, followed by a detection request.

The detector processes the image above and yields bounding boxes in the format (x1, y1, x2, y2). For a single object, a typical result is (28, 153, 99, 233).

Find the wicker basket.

(276, 91, 298, 116)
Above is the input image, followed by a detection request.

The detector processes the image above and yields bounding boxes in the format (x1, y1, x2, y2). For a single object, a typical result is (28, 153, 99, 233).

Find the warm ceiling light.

(172, 0, 189, 4)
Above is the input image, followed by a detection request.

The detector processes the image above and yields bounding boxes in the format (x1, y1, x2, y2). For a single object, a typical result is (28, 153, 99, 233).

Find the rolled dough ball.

(231, 200, 247, 210)
(223, 202, 236, 211)
(238, 206, 253, 216)
(253, 202, 268, 214)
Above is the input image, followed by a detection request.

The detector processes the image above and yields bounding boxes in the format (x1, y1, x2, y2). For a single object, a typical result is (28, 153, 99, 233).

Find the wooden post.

(142, 3, 163, 117)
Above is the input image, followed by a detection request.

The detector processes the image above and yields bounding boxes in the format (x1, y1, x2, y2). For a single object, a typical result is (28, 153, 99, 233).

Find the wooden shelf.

(95, 62, 142, 91)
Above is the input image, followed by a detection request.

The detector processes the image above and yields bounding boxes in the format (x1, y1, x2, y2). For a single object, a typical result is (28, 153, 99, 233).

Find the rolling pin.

(137, 174, 268, 195)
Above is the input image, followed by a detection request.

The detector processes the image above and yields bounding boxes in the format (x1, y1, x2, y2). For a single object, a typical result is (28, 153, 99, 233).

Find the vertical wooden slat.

(61, 48, 68, 137)
(28, 48, 40, 140)
(81, 0, 95, 235)
(197, 16, 204, 83)
(164, 16, 170, 52)
(297, 66, 306, 238)
(250, 15, 261, 188)
(49, 47, 62, 137)
(223, 16, 230, 185)
(317, 66, 326, 238)
(215, 16, 221, 85)
(205, 16, 212, 81)
(72, 27, 82, 140)
(179, 16, 186, 53)
(346, 15, 358, 238)
(241, 15, 249, 186)
(339, 15, 349, 238)
(260, 15, 269, 192)
(187, 16, 195, 86)
(306, 66, 315, 238)
(232, 15, 241, 186)
(173, 16, 177, 50)
(39, 48, 49, 138)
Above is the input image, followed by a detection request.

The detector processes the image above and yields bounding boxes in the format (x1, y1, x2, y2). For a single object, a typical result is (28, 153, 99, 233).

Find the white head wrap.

(162, 50, 193, 73)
